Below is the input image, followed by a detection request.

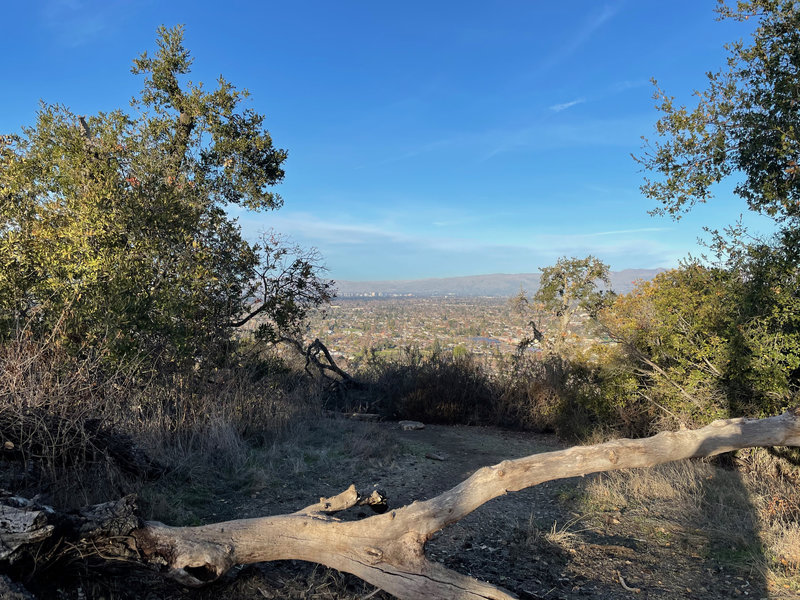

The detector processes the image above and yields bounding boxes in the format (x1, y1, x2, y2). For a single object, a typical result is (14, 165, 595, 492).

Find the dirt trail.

(204, 421, 789, 599)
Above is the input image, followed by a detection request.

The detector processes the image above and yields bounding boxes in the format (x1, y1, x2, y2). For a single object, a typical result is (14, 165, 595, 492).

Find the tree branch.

(4, 409, 799, 599)
(305, 338, 356, 385)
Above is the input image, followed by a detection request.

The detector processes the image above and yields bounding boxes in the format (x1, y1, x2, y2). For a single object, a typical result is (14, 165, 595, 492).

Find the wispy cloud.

(549, 98, 586, 112)
(354, 138, 455, 169)
(432, 215, 483, 228)
(236, 210, 681, 280)
(609, 79, 650, 93)
(536, 3, 621, 74)
(480, 113, 651, 160)
(536, 77, 650, 134)
(356, 110, 651, 168)
(586, 227, 668, 237)
(547, 79, 647, 114)
(259, 212, 410, 246)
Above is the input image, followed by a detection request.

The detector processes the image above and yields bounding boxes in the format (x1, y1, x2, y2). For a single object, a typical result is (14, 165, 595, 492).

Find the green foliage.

(0, 26, 326, 370)
(601, 261, 798, 425)
(536, 256, 611, 313)
(452, 344, 469, 360)
(600, 265, 734, 423)
(513, 256, 611, 354)
(629, 1, 800, 425)
(637, 0, 800, 223)
(724, 240, 800, 413)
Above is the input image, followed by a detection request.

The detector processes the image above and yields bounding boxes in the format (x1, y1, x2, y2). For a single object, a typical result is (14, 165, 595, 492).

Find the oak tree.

(634, 1, 800, 418)
(513, 256, 611, 354)
(638, 0, 800, 226)
(0, 26, 329, 370)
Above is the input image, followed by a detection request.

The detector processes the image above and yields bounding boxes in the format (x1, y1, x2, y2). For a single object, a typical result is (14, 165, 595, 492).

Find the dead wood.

(2, 409, 799, 600)
(304, 338, 359, 388)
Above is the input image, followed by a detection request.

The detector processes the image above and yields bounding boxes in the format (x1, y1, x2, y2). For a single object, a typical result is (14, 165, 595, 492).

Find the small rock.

(399, 420, 425, 430)
(425, 452, 446, 461)
(348, 413, 381, 422)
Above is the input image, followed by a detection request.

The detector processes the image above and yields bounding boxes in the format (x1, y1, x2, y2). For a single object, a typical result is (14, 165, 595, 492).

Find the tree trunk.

(3, 409, 799, 599)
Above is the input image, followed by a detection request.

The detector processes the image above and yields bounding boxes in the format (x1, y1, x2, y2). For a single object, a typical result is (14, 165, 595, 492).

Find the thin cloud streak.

(536, 3, 621, 74)
(550, 98, 586, 112)
(251, 214, 670, 253)
(362, 111, 650, 167)
(481, 113, 650, 160)
(587, 227, 668, 237)
(239, 211, 680, 277)
(262, 213, 411, 245)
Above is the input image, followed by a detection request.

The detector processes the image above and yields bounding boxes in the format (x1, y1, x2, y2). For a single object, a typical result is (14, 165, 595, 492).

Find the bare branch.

(3, 409, 799, 599)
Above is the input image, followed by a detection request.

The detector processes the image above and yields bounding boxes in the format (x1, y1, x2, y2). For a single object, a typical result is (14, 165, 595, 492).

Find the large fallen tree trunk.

(3, 409, 800, 599)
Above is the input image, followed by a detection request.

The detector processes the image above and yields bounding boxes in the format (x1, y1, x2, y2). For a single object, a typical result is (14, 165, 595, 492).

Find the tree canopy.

(625, 1, 800, 423)
(0, 26, 329, 370)
(637, 0, 800, 228)
(513, 256, 610, 354)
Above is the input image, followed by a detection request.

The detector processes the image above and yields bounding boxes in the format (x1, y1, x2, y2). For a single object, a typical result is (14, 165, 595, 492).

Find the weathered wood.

(2, 409, 799, 600)
(0, 499, 54, 563)
(0, 492, 142, 572)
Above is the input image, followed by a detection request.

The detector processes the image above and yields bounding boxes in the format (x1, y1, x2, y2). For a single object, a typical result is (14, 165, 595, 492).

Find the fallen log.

(3, 409, 799, 599)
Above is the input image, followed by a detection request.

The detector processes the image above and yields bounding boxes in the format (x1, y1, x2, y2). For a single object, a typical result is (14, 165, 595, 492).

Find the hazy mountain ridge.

(335, 269, 664, 297)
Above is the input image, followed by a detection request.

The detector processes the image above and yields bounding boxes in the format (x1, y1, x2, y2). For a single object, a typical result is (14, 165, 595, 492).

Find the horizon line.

(333, 267, 666, 284)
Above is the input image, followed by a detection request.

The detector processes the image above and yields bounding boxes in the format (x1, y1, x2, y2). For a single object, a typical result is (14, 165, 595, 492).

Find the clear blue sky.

(1, 1, 775, 281)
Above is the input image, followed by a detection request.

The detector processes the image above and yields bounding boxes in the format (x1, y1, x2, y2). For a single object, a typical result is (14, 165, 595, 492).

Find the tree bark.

(3, 409, 799, 599)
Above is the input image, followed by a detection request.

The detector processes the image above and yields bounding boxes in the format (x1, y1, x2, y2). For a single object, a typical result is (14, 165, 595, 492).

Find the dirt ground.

(176, 419, 791, 600)
(18, 419, 796, 600)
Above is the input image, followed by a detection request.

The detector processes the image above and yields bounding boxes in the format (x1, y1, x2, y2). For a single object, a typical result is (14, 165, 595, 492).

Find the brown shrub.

(0, 335, 317, 507)
(355, 347, 497, 425)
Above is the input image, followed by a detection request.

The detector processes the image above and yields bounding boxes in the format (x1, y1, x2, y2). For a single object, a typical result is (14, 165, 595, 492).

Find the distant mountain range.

(335, 269, 664, 298)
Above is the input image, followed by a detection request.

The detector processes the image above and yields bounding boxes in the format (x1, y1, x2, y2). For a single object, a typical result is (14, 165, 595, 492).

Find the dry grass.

(513, 511, 598, 558)
(355, 349, 620, 440)
(217, 563, 394, 600)
(0, 331, 404, 527)
(580, 451, 800, 593)
(138, 416, 405, 525)
(0, 338, 139, 505)
(541, 516, 593, 550)
(0, 335, 322, 508)
(355, 348, 497, 425)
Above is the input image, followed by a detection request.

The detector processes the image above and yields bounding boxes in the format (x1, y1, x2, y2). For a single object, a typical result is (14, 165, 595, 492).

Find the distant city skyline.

(1, 1, 777, 280)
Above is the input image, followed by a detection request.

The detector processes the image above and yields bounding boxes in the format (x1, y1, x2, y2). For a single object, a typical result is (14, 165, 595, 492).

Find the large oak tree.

(0, 26, 330, 370)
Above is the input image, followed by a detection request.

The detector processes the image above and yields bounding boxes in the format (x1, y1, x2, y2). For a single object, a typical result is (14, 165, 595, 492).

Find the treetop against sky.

(1, 1, 778, 280)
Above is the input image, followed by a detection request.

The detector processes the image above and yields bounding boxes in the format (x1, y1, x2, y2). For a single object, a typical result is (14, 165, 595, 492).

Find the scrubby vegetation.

(576, 449, 800, 594)
(1, 2, 800, 598)
(0, 330, 316, 508)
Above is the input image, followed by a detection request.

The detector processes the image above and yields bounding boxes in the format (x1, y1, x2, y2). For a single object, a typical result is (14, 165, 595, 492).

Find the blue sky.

(2, 1, 776, 280)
